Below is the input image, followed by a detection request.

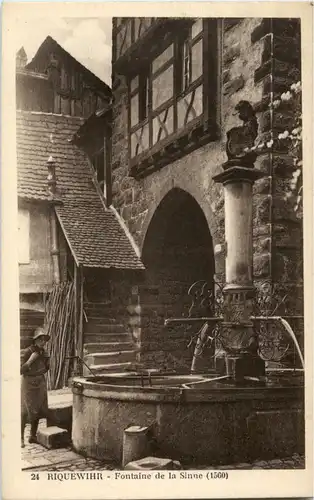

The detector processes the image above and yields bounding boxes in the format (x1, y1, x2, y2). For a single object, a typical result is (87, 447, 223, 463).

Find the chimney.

(16, 47, 27, 69)
(47, 156, 57, 195)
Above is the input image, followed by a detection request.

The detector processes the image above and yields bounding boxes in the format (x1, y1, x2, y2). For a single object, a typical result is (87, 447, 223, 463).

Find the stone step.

(85, 311, 126, 320)
(85, 318, 126, 328)
(84, 303, 125, 315)
(83, 332, 131, 343)
(84, 310, 114, 318)
(84, 341, 134, 354)
(83, 362, 134, 375)
(37, 426, 70, 449)
(85, 315, 118, 323)
(84, 350, 137, 366)
(84, 301, 112, 308)
(85, 322, 126, 334)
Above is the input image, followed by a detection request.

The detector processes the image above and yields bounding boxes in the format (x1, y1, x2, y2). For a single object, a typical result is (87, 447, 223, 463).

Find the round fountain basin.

(71, 372, 304, 466)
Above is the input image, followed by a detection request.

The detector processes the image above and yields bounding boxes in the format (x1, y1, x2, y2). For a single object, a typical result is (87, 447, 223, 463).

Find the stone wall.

(111, 18, 303, 368)
(251, 18, 303, 362)
(251, 19, 302, 312)
(251, 19, 303, 369)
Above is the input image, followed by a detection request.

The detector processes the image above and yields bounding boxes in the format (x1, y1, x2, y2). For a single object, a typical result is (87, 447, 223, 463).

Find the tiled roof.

(16, 110, 144, 270)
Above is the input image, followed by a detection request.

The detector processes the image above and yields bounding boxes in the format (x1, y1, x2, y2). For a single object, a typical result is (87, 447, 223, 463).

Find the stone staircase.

(83, 302, 137, 375)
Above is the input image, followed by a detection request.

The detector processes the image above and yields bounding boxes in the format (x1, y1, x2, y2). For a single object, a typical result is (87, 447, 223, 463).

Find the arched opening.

(140, 188, 215, 371)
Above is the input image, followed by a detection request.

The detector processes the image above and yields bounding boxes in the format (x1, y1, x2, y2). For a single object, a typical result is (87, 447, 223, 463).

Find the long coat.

(21, 346, 50, 422)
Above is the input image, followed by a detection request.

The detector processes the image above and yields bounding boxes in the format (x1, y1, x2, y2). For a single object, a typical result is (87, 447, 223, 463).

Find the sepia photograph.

(1, 3, 313, 499)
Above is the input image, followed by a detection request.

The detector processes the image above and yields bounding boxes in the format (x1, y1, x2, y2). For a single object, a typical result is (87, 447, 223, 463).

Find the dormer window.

(127, 18, 219, 177)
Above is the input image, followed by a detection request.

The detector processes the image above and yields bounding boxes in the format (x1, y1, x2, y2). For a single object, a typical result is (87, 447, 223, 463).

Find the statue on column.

(224, 101, 258, 169)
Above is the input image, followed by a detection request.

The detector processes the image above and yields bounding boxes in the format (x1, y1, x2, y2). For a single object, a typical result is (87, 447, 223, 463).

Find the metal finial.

(47, 156, 57, 195)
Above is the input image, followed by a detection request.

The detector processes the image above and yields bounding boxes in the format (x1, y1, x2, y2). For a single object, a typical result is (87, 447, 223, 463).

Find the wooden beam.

(78, 266, 84, 363)
(73, 263, 79, 375)
(55, 210, 80, 267)
(50, 209, 60, 284)
(105, 135, 112, 207)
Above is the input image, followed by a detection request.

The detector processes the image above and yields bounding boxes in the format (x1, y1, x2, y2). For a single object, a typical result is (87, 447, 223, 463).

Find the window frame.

(127, 18, 219, 172)
(182, 38, 192, 91)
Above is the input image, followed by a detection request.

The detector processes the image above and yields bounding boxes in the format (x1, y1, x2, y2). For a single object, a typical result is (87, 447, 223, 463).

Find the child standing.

(20, 327, 50, 447)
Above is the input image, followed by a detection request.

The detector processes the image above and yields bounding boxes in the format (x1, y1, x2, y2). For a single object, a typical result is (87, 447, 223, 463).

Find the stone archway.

(140, 188, 215, 371)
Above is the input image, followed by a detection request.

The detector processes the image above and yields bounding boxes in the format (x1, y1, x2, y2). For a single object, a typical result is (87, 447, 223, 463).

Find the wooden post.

(105, 133, 112, 207)
(73, 263, 79, 375)
(78, 266, 84, 363)
(50, 209, 60, 284)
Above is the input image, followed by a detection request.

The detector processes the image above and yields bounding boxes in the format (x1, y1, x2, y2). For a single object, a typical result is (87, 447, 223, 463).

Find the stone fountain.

(211, 100, 266, 383)
(71, 102, 304, 467)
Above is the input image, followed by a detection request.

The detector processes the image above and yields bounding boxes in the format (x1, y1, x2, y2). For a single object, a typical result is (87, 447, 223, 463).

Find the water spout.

(164, 314, 305, 372)
(277, 317, 305, 369)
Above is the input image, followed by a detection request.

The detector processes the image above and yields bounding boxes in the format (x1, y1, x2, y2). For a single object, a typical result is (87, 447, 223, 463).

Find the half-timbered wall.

(52, 61, 106, 118)
(121, 18, 218, 176)
(114, 18, 156, 60)
(20, 39, 110, 117)
(17, 63, 108, 118)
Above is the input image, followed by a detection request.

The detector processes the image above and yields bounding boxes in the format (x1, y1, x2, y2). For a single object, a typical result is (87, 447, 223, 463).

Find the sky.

(14, 17, 112, 85)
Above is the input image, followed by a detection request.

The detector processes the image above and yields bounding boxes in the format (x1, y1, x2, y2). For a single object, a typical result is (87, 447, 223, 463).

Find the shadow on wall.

(139, 188, 215, 370)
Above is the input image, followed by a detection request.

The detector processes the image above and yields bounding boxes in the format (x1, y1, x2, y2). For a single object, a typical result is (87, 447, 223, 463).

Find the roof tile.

(16, 110, 144, 270)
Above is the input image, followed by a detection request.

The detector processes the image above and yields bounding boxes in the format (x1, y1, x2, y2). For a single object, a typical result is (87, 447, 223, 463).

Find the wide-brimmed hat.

(33, 327, 50, 342)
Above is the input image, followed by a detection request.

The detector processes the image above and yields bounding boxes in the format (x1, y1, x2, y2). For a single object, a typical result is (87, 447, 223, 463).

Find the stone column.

(213, 161, 265, 383)
(224, 179, 253, 287)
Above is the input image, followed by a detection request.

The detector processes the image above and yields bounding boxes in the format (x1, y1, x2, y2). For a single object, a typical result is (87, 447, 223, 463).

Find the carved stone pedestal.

(217, 287, 265, 382)
(225, 355, 266, 384)
(213, 162, 265, 383)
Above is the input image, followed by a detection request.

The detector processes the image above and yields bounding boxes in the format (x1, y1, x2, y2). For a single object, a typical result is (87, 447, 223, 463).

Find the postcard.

(1, 2, 313, 499)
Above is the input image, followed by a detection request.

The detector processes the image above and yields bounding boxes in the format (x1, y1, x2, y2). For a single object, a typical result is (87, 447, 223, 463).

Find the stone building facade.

(110, 17, 302, 369)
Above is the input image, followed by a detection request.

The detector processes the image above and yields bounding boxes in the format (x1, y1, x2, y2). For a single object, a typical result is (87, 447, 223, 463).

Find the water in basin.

(83, 369, 303, 389)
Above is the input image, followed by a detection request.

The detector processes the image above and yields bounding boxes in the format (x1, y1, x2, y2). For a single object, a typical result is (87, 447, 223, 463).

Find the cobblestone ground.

(196, 455, 305, 470)
(21, 424, 117, 471)
(22, 423, 305, 471)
